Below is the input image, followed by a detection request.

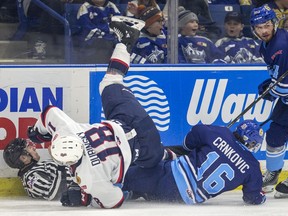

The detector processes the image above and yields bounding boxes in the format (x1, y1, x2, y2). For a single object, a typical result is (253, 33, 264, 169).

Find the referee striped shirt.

(18, 160, 73, 200)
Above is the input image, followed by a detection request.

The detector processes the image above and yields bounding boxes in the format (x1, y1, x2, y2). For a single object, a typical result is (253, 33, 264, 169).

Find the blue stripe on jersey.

(271, 84, 288, 96)
(171, 156, 206, 204)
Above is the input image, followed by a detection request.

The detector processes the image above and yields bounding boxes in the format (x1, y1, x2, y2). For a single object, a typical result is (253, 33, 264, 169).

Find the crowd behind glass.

(0, 0, 286, 65)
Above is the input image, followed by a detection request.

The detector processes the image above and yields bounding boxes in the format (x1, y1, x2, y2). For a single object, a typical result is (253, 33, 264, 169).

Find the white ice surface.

(0, 191, 287, 216)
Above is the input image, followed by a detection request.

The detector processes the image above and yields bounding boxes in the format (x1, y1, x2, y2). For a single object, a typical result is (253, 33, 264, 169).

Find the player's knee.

(99, 74, 123, 95)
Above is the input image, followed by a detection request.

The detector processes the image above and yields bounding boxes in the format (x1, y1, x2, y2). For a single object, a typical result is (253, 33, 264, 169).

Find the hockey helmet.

(250, 4, 278, 29)
(3, 138, 29, 169)
(50, 135, 84, 166)
(234, 120, 264, 153)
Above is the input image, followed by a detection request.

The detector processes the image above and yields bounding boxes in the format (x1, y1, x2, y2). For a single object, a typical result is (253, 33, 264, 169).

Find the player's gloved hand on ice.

(257, 79, 277, 102)
(27, 126, 52, 143)
(243, 192, 266, 205)
(61, 183, 92, 207)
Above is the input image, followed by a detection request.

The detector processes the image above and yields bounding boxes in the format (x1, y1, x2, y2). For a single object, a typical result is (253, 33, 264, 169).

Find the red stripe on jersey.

(110, 58, 129, 68)
(41, 105, 55, 127)
(116, 155, 124, 183)
(112, 195, 125, 208)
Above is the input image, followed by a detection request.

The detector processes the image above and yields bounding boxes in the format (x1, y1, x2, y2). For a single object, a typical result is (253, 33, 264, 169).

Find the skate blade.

(111, 16, 145, 31)
(262, 185, 275, 193)
(274, 191, 288, 199)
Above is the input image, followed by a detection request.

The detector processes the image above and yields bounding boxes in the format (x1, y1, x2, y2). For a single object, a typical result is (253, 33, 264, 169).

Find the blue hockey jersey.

(123, 124, 265, 205)
(259, 29, 288, 103)
(77, 1, 120, 45)
(131, 29, 168, 64)
(215, 36, 264, 63)
(178, 35, 225, 63)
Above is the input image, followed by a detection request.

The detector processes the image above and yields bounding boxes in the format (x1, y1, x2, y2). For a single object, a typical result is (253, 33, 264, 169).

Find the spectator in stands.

(125, 0, 161, 17)
(197, 15, 222, 42)
(15, 0, 68, 59)
(179, 0, 214, 23)
(178, 6, 225, 64)
(75, 0, 121, 63)
(215, 11, 264, 63)
(131, 5, 167, 64)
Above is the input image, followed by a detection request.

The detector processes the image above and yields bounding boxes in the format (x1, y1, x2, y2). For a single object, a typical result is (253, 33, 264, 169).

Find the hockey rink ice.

(0, 191, 287, 216)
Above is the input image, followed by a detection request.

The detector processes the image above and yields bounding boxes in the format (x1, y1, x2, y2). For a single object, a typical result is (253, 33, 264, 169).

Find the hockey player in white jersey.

(26, 16, 172, 209)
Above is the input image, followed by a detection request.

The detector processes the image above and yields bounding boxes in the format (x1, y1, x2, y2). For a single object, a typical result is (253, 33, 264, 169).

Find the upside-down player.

(21, 16, 175, 208)
(250, 4, 288, 197)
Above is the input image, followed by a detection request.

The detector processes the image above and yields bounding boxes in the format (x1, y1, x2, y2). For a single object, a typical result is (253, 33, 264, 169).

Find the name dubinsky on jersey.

(34, 106, 132, 208)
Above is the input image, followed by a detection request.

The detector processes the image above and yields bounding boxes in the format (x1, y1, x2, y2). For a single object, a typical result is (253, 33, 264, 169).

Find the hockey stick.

(227, 70, 288, 128)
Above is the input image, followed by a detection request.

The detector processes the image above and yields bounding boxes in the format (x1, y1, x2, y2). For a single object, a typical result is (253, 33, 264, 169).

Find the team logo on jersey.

(101, 75, 170, 132)
(76, 174, 81, 185)
(27, 176, 37, 188)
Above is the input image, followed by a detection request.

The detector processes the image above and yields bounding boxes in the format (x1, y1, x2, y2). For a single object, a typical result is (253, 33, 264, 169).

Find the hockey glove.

(27, 126, 52, 143)
(61, 183, 92, 207)
(258, 78, 271, 95)
(257, 79, 277, 102)
(243, 192, 266, 205)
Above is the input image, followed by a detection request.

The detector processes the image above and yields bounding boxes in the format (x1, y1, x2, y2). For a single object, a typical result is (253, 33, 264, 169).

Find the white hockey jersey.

(34, 106, 132, 208)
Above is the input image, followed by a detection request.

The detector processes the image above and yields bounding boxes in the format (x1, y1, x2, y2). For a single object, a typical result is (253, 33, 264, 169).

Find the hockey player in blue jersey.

(122, 120, 266, 205)
(250, 4, 288, 197)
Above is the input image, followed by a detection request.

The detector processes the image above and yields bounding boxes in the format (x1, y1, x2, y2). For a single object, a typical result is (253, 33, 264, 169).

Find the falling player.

(122, 120, 266, 205)
(24, 16, 176, 208)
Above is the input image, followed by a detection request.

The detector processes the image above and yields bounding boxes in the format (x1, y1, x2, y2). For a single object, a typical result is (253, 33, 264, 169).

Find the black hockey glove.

(257, 79, 276, 102)
(258, 78, 271, 95)
(27, 126, 52, 143)
(61, 183, 92, 207)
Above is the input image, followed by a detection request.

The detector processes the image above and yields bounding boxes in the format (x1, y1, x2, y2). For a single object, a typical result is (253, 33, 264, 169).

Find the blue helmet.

(234, 120, 264, 153)
(250, 4, 277, 26)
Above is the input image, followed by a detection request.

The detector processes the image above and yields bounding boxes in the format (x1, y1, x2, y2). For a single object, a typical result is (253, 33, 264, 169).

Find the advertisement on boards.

(90, 65, 284, 161)
(0, 66, 91, 177)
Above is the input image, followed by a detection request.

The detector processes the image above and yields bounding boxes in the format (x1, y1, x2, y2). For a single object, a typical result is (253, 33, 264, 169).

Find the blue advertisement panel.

(90, 65, 286, 160)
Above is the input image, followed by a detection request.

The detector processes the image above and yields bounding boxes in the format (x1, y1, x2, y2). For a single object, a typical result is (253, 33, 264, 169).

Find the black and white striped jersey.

(18, 160, 73, 200)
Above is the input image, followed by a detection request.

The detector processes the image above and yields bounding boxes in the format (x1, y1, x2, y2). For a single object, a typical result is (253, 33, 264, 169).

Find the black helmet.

(3, 138, 28, 169)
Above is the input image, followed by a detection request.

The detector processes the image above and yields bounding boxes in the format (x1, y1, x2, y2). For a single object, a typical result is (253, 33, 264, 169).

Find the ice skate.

(262, 169, 281, 193)
(110, 16, 145, 53)
(274, 178, 288, 199)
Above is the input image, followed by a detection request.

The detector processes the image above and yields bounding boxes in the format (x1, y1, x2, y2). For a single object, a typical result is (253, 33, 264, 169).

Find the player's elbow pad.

(243, 192, 266, 205)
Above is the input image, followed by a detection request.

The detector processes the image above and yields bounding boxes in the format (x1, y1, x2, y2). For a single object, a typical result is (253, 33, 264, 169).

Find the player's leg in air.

(99, 17, 172, 168)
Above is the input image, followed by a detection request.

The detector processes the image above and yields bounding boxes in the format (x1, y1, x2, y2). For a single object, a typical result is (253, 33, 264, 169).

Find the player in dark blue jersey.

(122, 120, 266, 205)
(250, 4, 288, 197)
